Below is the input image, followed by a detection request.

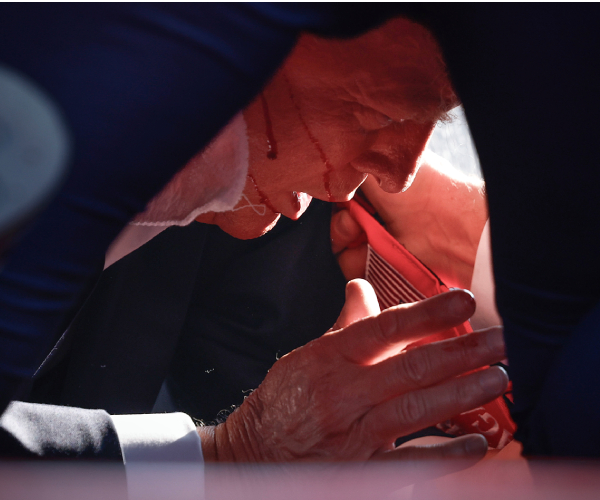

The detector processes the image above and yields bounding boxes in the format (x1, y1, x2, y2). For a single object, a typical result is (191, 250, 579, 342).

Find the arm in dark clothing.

(427, 4, 600, 456)
(0, 401, 122, 461)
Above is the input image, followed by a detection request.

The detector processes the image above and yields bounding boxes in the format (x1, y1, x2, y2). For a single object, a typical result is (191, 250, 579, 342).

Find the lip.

(327, 194, 356, 203)
(308, 188, 360, 205)
(316, 170, 367, 204)
(324, 183, 363, 204)
(279, 191, 313, 220)
(277, 180, 363, 219)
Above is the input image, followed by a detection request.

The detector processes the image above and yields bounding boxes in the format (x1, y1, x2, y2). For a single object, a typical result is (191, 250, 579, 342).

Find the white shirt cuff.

(110, 412, 203, 463)
(110, 413, 204, 499)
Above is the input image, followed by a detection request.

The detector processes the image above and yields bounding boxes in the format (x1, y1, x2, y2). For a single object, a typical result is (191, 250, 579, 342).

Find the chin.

(218, 213, 281, 240)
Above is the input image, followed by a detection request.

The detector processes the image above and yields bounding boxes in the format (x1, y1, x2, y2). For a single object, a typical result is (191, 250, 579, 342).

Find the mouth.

(281, 186, 361, 219)
(327, 193, 359, 204)
(281, 191, 313, 220)
(320, 183, 364, 204)
(265, 180, 364, 221)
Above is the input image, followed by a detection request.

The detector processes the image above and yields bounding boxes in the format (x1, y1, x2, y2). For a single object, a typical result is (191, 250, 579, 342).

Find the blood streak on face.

(197, 17, 457, 240)
(247, 173, 278, 214)
(283, 73, 335, 201)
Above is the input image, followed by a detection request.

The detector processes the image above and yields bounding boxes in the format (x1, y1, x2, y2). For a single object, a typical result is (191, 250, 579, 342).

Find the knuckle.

(437, 333, 485, 375)
(453, 377, 475, 406)
(454, 337, 477, 370)
(396, 391, 426, 426)
(413, 298, 437, 329)
(302, 337, 334, 365)
(370, 305, 413, 346)
(419, 299, 437, 324)
(358, 416, 378, 444)
(370, 311, 398, 347)
(398, 347, 429, 387)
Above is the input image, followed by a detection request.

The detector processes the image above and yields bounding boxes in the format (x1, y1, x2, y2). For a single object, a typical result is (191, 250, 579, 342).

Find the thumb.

(331, 208, 364, 255)
(331, 279, 381, 330)
(373, 434, 488, 463)
(331, 208, 368, 281)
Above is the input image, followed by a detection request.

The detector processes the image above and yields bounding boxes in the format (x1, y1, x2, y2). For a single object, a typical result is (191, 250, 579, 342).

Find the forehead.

(285, 18, 457, 123)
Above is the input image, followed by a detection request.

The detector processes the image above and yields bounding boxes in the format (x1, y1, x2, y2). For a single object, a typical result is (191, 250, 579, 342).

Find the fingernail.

(478, 367, 507, 395)
(485, 328, 506, 357)
(448, 289, 475, 317)
(466, 434, 488, 455)
(447, 435, 487, 458)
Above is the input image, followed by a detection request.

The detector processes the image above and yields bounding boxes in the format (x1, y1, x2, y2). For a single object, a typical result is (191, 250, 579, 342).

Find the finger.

(362, 366, 509, 446)
(336, 244, 368, 281)
(372, 434, 488, 462)
(331, 208, 363, 254)
(360, 327, 505, 404)
(370, 435, 489, 486)
(329, 289, 475, 364)
(331, 279, 380, 330)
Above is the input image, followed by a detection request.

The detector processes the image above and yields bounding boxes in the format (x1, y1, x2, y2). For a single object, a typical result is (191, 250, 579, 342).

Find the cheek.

(298, 126, 373, 200)
(350, 121, 435, 193)
(328, 166, 368, 201)
(316, 123, 373, 166)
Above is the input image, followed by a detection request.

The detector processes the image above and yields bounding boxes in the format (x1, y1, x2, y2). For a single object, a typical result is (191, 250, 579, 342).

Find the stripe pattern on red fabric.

(366, 245, 425, 309)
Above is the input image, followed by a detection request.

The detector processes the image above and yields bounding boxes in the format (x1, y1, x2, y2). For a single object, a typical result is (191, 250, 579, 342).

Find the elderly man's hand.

(198, 280, 507, 462)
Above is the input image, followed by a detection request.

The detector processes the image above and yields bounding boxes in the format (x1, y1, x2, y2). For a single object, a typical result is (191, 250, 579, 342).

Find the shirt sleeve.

(0, 401, 123, 460)
(110, 412, 203, 463)
(110, 413, 204, 500)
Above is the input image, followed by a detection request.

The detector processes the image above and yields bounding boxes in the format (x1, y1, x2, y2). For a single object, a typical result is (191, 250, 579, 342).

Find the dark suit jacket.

(22, 198, 446, 451)
(28, 200, 347, 423)
(0, 200, 344, 461)
(0, 203, 213, 460)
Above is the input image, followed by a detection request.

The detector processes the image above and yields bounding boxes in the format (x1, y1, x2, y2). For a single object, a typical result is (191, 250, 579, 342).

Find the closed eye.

(354, 107, 394, 131)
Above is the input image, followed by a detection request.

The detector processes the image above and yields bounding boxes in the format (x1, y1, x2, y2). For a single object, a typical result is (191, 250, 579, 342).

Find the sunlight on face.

(198, 17, 458, 239)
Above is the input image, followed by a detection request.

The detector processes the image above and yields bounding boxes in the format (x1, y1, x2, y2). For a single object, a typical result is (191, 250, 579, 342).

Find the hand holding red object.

(198, 283, 509, 461)
(333, 197, 515, 449)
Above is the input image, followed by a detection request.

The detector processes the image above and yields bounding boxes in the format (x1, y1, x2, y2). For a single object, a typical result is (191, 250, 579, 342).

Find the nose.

(351, 120, 436, 193)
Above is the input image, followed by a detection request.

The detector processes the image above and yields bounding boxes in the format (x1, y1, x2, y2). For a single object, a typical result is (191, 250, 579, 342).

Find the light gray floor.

(426, 105, 482, 179)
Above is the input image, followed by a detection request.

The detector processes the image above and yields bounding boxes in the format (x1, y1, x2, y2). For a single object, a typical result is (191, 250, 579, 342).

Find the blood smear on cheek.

(248, 174, 278, 214)
(283, 74, 334, 200)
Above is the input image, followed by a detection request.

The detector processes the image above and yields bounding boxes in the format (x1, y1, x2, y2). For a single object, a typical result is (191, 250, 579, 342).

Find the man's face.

(197, 18, 458, 239)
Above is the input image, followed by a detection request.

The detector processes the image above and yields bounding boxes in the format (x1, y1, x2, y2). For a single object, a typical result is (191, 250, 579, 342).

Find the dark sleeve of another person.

(427, 4, 600, 456)
(0, 401, 122, 461)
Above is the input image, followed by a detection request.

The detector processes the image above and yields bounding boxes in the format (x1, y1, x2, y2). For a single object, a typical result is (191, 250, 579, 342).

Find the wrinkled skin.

(199, 282, 508, 462)
(196, 17, 457, 239)
(194, 18, 504, 465)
